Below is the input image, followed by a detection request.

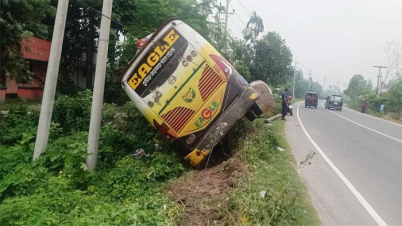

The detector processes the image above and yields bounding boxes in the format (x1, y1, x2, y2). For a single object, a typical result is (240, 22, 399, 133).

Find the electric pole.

(292, 60, 298, 98)
(373, 65, 387, 95)
(223, 0, 234, 53)
(34, 0, 69, 160)
(323, 76, 326, 98)
(308, 70, 312, 91)
(86, 0, 114, 171)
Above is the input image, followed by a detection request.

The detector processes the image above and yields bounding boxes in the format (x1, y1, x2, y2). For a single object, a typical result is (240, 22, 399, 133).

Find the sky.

(225, 0, 402, 90)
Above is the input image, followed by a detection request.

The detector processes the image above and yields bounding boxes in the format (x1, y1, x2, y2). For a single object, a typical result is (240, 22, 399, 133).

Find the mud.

(165, 159, 245, 226)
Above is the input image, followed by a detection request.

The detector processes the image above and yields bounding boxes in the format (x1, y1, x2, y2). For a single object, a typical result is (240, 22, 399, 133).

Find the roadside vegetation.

(0, 96, 320, 225)
(0, 92, 187, 225)
(344, 75, 402, 123)
(219, 119, 320, 225)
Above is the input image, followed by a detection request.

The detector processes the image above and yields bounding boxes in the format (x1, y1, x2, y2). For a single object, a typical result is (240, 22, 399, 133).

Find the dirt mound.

(250, 80, 276, 114)
(165, 159, 245, 225)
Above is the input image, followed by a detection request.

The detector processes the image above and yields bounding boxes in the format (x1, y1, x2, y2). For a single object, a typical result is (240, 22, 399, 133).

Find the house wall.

(6, 61, 46, 95)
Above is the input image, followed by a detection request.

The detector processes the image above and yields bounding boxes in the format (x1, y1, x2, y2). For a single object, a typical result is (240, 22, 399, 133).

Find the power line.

(237, 0, 250, 15)
(72, 0, 130, 30)
(229, 2, 247, 26)
(229, 17, 243, 30)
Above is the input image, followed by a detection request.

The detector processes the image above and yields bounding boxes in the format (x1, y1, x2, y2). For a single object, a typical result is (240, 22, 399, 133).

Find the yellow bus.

(120, 19, 263, 166)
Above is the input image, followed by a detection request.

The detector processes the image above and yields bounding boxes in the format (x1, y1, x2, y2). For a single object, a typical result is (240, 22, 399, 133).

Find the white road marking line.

(321, 102, 402, 143)
(297, 102, 388, 226)
(344, 107, 402, 127)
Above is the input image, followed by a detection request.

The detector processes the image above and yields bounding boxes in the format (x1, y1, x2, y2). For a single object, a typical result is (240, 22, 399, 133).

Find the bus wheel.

(250, 102, 263, 116)
(245, 110, 256, 121)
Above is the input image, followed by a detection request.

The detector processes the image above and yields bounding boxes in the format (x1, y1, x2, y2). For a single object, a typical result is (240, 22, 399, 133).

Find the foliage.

(344, 74, 373, 105)
(347, 76, 402, 121)
(363, 78, 402, 113)
(52, 90, 92, 133)
(324, 85, 342, 97)
(0, 0, 55, 84)
(250, 32, 293, 86)
(246, 11, 264, 41)
(0, 93, 186, 225)
(104, 82, 130, 105)
(221, 119, 320, 225)
(0, 104, 39, 145)
(284, 69, 324, 99)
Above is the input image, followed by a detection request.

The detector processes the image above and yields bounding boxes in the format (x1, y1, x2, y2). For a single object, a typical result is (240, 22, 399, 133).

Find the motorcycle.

(288, 104, 293, 116)
(288, 95, 293, 116)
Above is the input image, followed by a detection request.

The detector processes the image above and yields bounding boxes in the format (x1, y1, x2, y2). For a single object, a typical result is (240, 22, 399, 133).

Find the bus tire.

(245, 110, 256, 121)
(250, 102, 263, 116)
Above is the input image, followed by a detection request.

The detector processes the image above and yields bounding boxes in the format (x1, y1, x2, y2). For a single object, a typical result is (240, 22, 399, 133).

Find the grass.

(220, 118, 321, 225)
(348, 104, 402, 124)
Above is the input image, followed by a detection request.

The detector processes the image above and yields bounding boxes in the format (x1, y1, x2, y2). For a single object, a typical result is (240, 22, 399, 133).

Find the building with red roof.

(3, 37, 51, 101)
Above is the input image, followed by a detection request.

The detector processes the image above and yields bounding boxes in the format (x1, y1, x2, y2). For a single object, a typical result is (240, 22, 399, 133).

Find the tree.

(0, 0, 55, 84)
(250, 32, 293, 86)
(324, 85, 342, 97)
(246, 11, 264, 40)
(380, 40, 401, 92)
(344, 74, 373, 100)
(118, 0, 216, 68)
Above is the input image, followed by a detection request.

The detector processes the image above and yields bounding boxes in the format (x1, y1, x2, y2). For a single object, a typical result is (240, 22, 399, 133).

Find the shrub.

(52, 90, 92, 133)
(0, 104, 39, 145)
(104, 82, 130, 105)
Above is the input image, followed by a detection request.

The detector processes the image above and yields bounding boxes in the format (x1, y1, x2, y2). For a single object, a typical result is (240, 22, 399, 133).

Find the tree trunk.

(86, 12, 95, 89)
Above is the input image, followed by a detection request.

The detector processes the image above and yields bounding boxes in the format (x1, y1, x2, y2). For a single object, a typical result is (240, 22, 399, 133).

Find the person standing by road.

(361, 100, 367, 113)
(281, 88, 289, 120)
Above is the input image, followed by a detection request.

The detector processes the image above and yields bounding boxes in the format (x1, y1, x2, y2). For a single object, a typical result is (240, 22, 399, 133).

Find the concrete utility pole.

(373, 65, 387, 95)
(86, 0, 113, 171)
(292, 60, 298, 98)
(223, 0, 234, 53)
(323, 76, 326, 98)
(308, 70, 312, 91)
(33, 0, 69, 160)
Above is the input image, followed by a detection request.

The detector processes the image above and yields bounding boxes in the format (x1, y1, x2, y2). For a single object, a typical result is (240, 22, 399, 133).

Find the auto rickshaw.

(305, 92, 318, 108)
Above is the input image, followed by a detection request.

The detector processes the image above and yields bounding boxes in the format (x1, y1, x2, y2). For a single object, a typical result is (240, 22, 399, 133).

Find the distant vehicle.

(325, 95, 343, 111)
(305, 92, 318, 108)
(120, 19, 272, 167)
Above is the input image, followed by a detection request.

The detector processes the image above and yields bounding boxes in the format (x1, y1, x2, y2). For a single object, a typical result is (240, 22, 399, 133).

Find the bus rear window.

(127, 28, 188, 97)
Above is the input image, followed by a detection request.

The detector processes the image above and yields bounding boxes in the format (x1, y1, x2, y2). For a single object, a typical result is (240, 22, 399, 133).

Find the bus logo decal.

(128, 29, 182, 91)
(182, 87, 196, 103)
(194, 101, 220, 128)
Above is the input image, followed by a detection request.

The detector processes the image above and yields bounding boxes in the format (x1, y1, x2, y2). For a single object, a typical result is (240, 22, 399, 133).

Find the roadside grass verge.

(347, 105, 402, 124)
(220, 118, 321, 225)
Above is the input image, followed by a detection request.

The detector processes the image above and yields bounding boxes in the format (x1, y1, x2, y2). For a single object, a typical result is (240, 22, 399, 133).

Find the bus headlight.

(182, 60, 189, 67)
(156, 91, 162, 97)
(148, 101, 154, 107)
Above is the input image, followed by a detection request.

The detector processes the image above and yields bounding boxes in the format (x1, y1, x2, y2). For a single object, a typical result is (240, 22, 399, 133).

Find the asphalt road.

(285, 100, 402, 226)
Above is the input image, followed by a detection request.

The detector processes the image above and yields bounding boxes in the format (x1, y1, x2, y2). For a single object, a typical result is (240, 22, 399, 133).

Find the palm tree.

(239, 12, 264, 58)
(246, 11, 264, 40)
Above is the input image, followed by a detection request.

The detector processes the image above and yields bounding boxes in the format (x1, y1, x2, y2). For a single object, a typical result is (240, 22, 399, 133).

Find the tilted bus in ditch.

(120, 19, 268, 166)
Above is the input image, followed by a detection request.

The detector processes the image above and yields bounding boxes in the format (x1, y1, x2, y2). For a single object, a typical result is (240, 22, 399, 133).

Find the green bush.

(0, 92, 186, 225)
(52, 90, 92, 133)
(0, 104, 39, 145)
(104, 82, 130, 105)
